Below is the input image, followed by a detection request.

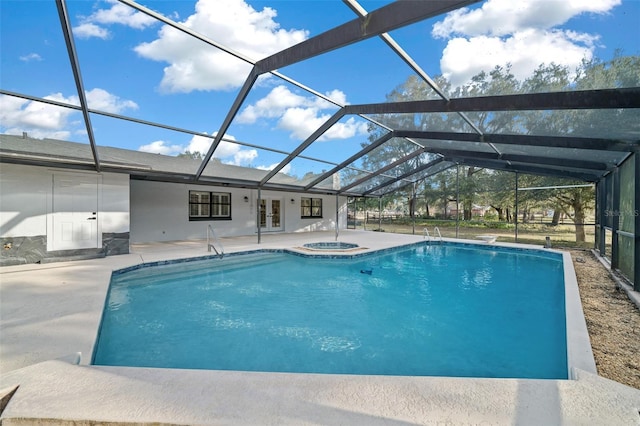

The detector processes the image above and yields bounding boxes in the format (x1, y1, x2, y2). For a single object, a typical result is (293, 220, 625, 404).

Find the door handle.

(87, 217, 97, 220)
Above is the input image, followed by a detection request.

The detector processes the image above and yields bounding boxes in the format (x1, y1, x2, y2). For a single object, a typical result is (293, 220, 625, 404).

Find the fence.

(351, 212, 596, 249)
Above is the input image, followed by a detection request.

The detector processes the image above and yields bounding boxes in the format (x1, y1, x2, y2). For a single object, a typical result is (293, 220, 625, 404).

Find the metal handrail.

(433, 226, 443, 241)
(424, 227, 442, 243)
(207, 224, 224, 258)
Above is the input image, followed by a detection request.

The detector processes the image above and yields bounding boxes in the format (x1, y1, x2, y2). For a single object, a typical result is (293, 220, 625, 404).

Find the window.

(189, 191, 231, 220)
(301, 197, 322, 218)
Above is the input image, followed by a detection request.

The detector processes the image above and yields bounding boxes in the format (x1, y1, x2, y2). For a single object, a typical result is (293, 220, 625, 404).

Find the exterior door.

(259, 198, 283, 232)
(50, 173, 100, 251)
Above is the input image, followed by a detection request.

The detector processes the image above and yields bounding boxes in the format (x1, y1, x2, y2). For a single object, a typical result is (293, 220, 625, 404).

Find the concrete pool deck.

(1, 230, 639, 425)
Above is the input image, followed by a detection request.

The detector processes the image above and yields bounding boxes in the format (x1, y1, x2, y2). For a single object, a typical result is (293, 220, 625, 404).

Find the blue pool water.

(93, 243, 567, 379)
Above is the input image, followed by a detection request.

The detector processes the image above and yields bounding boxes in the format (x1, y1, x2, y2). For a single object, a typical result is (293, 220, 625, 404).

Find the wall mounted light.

(291, 198, 295, 204)
(244, 196, 249, 202)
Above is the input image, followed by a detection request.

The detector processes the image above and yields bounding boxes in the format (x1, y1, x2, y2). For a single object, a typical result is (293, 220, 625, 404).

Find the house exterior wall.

(0, 163, 50, 238)
(0, 162, 348, 263)
(129, 180, 347, 243)
(0, 163, 130, 265)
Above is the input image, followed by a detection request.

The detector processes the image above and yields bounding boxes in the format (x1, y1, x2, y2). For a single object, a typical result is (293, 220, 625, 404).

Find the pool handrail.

(424, 227, 442, 243)
(207, 224, 225, 258)
(433, 226, 443, 242)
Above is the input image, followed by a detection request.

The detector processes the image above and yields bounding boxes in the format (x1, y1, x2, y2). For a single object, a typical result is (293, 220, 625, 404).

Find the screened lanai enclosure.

(0, 0, 639, 286)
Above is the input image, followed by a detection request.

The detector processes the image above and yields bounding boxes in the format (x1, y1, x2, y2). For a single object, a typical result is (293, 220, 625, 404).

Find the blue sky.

(1, 0, 639, 178)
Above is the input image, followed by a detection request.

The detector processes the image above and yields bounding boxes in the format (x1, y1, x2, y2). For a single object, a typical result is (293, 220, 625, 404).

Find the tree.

(421, 179, 444, 218)
(459, 166, 489, 220)
(507, 175, 595, 240)
(476, 170, 514, 222)
(360, 54, 637, 241)
(572, 53, 640, 139)
(177, 150, 203, 160)
(552, 185, 595, 242)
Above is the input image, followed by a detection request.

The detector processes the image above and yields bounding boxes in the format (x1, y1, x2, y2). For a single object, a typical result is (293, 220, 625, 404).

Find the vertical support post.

(362, 197, 366, 231)
(378, 197, 382, 232)
(412, 182, 416, 235)
(455, 164, 460, 238)
(257, 188, 262, 244)
(596, 181, 604, 254)
(634, 153, 640, 291)
(335, 194, 339, 241)
(611, 167, 620, 270)
(515, 172, 519, 243)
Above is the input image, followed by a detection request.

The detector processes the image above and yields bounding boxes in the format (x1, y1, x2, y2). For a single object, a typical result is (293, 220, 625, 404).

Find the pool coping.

(560, 250, 598, 377)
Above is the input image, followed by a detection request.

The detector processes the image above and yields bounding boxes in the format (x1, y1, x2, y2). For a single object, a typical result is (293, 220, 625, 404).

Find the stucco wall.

(129, 180, 347, 243)
(0, 163, 130, 236)
(0, 163, 130, 264)
(0, 163, 50, 238)
(101, 173, 131, 234)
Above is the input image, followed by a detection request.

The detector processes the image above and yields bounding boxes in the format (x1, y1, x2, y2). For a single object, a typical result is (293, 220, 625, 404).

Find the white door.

(259, 198, 283, 232)
(50, 173, 100, 251)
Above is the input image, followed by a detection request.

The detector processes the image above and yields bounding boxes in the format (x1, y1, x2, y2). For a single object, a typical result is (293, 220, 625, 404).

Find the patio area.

(1, 230, 639, 425)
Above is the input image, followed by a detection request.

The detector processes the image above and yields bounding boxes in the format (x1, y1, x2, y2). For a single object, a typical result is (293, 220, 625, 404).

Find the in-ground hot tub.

(302, 242, 359, 250)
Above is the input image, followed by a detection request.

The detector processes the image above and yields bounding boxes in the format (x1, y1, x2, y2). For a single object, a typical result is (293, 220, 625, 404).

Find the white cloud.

(183, 133, 242, 160)
(19, 53, 42, 62)
(85, 88, 139, 113)
(238, 85, 310, 123)
(440, 29, 599, 86)
(432, 0, 620, 86)
(324, 117, 369, 140)
(256, 163, 291, 174)
(227, 148, 258, 166)
(0, 94, 75, 140)
(73, 23, 111, 40)
(138, 134, 291, 173)
(139, 132, 259, 166)
(90, 0, 157, 29)
(432, 0, 620, 38)
(237, 85, 360, 141)
(0, 89, 138, 139)
(210, 137, 259, 167)
(278, 107, 329, 140)
(185, 134, 213, 154)
(72, 0, 156, 39)
(138, 140, 184, 155)
(213, 141, 241, 159)
(323, 89, 348, 106)
(134, 0, 308, 93)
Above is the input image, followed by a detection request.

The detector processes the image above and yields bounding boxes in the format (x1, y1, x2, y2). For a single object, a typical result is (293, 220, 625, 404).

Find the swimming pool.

(93, 243, 567, 379)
